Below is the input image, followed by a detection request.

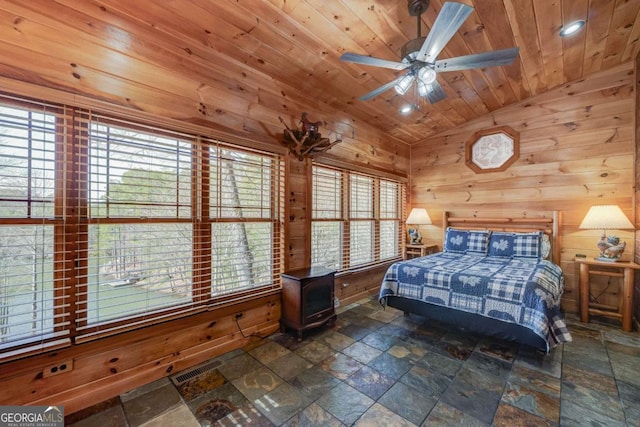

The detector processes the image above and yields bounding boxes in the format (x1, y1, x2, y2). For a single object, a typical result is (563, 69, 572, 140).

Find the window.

(350, 175, 374, 267)
(380, 180, 400, 259)
(311, 165, 403, 271)
(209, 147, 279, 295)
(80, 119, 195, 332)
(0, 95, 284, 357)
(0, 103, 64, 352)
(311, 167, 342, 270)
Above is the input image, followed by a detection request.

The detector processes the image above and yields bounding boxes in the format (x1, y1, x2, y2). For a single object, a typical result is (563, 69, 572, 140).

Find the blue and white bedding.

(379, 251, 572, 351)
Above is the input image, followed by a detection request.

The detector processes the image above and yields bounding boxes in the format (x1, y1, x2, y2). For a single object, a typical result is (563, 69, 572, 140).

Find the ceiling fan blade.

(424, 80, 447, 104)
(416, 2, 473, 63)
(435, 47, 520, 72)
(340, 52, 409, 71)
(358, 76, 406, 101)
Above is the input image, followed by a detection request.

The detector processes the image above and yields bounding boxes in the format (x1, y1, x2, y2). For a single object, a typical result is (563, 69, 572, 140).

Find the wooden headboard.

(443, 211, 561, 264)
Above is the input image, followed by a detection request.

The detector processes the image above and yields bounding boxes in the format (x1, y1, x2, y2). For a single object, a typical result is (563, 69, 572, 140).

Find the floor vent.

(170, 360, 222, 386)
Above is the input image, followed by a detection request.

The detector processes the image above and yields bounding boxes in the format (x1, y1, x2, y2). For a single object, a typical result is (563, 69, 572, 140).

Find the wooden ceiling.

(0, 0, 638, 145)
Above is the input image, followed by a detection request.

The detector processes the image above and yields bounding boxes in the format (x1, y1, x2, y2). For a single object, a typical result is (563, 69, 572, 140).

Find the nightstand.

(575, 257, 639, 331)
(405, 244, 438, 260)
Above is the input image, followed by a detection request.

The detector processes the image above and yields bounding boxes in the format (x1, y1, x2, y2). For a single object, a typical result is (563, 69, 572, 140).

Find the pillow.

(488, 231, 515, 258)
(466, 230, 491, 256)
(513, 231, 542, 259)
(540, 234, 551, 259)
(444, 227, 468, 254)
(444, 228, 490, 255)
(488, 231, 542, 259)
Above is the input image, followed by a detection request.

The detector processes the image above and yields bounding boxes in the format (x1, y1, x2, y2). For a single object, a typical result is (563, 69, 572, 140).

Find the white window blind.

(0, 100, 69, 354)
(380, 180, 401, 260)
(350, 174, 374, 267)
(311, 164, 404, 272)
(87, 121, 193, 218)
(208, 143, 284, 297)
(211, 222, 274, 294)
(311, 167, 343, 270)
(73, 114, 196, 335)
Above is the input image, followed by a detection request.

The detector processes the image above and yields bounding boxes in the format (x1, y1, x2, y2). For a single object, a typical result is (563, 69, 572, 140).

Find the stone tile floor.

(66, 296, 640, 426)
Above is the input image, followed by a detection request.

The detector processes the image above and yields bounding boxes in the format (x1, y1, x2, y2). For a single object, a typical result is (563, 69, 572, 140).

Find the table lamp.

(406, 208, 432, 244)
(579, 205, 634, 261)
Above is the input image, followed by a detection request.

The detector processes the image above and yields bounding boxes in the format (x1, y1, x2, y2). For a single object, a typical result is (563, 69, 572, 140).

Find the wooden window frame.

(311, 164, 404, 273)
(0, 93, 284, 359)
(465, 125, 520, 173)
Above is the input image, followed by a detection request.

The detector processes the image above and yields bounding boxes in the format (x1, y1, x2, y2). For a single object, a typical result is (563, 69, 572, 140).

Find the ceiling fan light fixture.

(559, 20, 585, 37)
(400, 104, 414, 114)
(418, 67, 437, 85)
(339, 2, 519, 109)
(417, 80, 428, 96)
(395, 74, 415, 95)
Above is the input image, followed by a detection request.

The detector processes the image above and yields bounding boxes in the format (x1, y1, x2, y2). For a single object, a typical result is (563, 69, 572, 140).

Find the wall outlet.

(43, 360, 73, 378)
(334, 297, 340, 308)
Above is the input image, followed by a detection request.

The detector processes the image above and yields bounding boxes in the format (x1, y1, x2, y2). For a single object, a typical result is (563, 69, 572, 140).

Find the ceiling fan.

(340, 0, 520, 104)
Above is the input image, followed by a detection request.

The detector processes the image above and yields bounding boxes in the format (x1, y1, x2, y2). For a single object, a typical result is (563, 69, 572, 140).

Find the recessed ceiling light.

(559, 20, 585, 37)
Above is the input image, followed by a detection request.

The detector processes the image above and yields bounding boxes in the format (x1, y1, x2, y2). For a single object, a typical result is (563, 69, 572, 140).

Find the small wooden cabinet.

(280, 266, 336, 341)
(405, 244, 438, 260)
(575, 257, 639, 331)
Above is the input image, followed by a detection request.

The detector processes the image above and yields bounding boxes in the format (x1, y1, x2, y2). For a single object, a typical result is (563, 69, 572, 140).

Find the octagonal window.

(465, 126, 519, 173)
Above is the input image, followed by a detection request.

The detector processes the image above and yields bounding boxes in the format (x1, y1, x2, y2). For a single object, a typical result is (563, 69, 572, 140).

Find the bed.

(379, 211, 572, 352)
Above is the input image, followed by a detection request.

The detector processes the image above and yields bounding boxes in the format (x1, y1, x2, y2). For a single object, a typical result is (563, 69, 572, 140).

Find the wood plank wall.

(0, 294, 281, 414)
(410, 62, 636, 314)
(285, 156, 310, 272)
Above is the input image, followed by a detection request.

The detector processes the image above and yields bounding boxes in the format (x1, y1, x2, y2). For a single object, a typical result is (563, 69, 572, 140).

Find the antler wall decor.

(279, 113, 342, 160)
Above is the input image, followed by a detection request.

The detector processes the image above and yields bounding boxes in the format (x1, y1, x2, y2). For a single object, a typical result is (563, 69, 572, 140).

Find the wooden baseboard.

(338, 288, 379, 308)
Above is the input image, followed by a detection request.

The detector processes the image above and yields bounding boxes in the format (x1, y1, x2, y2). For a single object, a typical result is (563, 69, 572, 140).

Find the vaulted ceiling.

(0, 0, 638, 145)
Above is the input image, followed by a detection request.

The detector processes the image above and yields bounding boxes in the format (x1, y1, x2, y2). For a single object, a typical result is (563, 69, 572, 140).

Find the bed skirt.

(384, 295, 548, 351)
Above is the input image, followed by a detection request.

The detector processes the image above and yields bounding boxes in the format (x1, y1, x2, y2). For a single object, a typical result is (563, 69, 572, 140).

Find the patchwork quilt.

(379, 252, 572, 350)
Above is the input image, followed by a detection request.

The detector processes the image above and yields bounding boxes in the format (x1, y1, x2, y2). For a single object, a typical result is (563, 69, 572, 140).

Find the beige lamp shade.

(579, 205, 634, 230)
(406, 208, 432, 225)
(579, 205, 633, 261)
